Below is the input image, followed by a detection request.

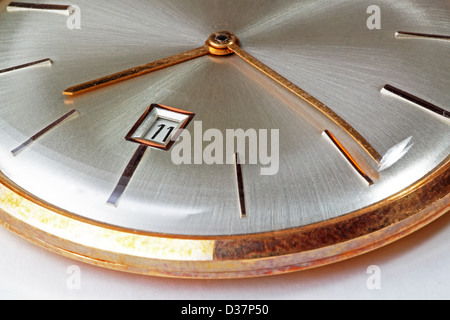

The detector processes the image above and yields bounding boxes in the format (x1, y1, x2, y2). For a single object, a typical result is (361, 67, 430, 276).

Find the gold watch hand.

(63, 46, 209, 96)
(219, 39, 381, 164)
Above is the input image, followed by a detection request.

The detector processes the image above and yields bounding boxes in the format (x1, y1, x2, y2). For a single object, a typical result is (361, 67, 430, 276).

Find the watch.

(0, 0, 448, 279)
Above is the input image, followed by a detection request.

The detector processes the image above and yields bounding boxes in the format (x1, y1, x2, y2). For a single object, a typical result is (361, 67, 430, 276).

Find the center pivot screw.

(206, 31, 239, 56)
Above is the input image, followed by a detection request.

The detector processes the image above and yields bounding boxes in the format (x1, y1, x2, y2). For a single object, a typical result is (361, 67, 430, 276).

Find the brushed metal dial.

(0, 0, 448, 278)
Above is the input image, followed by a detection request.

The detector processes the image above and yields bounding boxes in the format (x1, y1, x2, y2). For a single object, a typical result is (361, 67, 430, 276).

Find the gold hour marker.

(7, 2, 71, 13)
(0, 58, 52, 75)
(395, 31, 450, 41)
(323, 130, 374, 186)
(11, 109, 79, 156)
(382, 85, 449, 119)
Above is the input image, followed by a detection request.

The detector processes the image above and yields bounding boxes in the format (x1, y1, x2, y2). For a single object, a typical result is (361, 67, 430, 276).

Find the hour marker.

(0, 58, 52, 75)
(323, 130, 374, 186)
(395, 31, 450, 41)
(11, 109, 78, 156)
(107, 145, 148, 207)
(235, 153, 247, 218)
(7, 2, 71, 13)
(382, 85, 449, 118)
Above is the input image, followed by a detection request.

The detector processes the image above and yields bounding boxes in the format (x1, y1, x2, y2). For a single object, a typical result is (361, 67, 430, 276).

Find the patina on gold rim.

(0, 157, 448, 279)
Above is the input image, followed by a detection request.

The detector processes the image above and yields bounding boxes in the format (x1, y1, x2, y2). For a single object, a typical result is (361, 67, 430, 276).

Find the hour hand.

(206, 32, 382, 164)
(63, 46, 209, 96)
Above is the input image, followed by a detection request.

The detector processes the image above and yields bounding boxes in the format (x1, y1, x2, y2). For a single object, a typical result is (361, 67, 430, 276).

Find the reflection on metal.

(378, 137, 414, 172)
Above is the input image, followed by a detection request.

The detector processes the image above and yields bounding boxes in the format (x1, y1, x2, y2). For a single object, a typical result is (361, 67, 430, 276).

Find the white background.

(0, 213, 448, 300)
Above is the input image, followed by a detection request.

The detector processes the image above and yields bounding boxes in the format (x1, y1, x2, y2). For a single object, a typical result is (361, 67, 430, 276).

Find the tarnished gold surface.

(0, 179, 215, 263)
(0, 158, 447, 278)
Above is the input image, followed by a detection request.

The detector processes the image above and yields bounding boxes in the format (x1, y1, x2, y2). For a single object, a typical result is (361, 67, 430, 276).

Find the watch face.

(0, 0, 448, 278)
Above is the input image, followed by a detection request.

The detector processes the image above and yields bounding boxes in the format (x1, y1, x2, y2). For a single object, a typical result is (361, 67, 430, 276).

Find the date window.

(126, 104, 195, 150)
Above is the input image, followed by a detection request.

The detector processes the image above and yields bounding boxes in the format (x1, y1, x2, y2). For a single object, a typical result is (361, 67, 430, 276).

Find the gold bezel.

(0, 157, 448, 279)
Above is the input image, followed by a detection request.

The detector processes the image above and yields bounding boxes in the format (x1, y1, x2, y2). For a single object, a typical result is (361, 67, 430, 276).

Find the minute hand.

(63, 46, 209, 96)
(227, 43, 381, 164)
